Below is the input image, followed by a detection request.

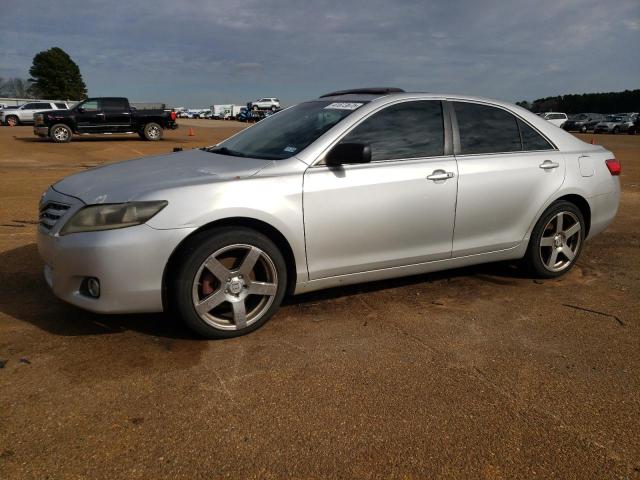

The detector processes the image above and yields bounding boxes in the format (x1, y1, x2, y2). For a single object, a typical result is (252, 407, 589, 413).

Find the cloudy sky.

(1, 0, 638, 107)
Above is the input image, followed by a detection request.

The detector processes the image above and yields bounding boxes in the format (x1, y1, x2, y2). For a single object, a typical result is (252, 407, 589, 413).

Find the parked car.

(540, 112, 568, 128)
(1, 101, 69, 126)
(33, 97, 178, 142)
(37, 88, 620, 338)
(593, 115, 632, 134)
(562, 113, 604, 133)
(250, 97, 280, 111)
(628, 116, 640, 135)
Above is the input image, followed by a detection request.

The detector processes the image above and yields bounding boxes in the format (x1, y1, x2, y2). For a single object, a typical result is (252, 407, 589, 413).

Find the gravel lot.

(0, 122, 638, 479)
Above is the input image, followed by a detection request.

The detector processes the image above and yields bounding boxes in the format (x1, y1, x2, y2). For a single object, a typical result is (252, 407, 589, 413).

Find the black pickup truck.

(33, 97, 178, 143)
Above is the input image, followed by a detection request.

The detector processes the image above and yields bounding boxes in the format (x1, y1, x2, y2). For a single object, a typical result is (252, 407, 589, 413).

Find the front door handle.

(539, 160, 559, 170)
(427, 169, 455, 181)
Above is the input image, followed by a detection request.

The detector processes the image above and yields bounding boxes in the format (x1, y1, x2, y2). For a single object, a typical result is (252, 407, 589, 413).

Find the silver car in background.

(38, 88, 621, 338)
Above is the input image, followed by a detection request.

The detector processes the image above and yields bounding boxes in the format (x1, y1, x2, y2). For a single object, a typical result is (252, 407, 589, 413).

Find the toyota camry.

(37, 88, 621, 338)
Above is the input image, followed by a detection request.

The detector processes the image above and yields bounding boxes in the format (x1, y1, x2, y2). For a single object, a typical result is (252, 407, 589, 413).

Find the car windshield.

(208, 100, 367, 160)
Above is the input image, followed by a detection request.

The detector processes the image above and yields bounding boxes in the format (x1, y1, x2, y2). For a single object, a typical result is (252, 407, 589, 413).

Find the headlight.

(60, 201, 167, 235)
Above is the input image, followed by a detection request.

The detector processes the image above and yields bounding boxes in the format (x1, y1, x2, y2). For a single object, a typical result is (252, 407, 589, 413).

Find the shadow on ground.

(0, 243, 532, 340)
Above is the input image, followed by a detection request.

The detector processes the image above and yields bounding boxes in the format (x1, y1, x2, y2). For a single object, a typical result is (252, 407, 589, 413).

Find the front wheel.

(524, 201, 585, 278)
(5, 115, 19, 127)
(613, 127, 620, 134)
(172, 227, 287, 338)
(143, 122, 163, 141)
(50, 124, 72, 143)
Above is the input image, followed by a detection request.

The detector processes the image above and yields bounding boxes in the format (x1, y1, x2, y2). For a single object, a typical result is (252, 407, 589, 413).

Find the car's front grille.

(39, 201, 71, 230)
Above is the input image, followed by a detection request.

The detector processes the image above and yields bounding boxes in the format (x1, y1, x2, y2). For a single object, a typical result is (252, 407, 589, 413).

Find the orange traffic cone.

(188, 127, 194, 137)
(590, 137, 596, 145)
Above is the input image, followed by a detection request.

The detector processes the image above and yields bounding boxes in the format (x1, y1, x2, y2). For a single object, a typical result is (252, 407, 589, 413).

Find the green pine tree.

(28, 47, 87, 100)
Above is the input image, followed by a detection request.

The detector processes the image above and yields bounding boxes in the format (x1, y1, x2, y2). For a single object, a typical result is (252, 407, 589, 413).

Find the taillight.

(605, 159, 621, 176)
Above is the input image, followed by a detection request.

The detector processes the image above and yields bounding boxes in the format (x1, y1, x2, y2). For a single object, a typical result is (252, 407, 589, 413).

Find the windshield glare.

(211, 101, 366, 160)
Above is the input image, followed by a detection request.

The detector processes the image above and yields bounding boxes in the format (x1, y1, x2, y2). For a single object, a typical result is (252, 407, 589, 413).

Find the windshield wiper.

(207, 146, 247, 158)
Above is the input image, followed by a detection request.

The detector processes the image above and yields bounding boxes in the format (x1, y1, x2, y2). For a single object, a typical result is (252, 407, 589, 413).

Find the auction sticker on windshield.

(324, 103, 363, 110)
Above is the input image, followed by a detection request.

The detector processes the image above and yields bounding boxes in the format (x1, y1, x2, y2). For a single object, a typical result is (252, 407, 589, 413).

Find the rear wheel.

(172, 227, 287, 338)
(5, 115, 18, 127)
(50, 124, 72, 143)
(524, 201, 585, 278)
(613, 126, 620, 134)
(143, 122, 163, 141)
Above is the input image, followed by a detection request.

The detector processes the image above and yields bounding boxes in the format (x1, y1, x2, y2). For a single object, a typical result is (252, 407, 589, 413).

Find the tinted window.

(103, 99, 127, 111)
(22, 103, 38, 109)
(454, 102, 521, 154)
(517, 119, 553, 151)
(54, 103, 67, 109)
(32, 103, 52, 109)
(341, 101, 444, 161)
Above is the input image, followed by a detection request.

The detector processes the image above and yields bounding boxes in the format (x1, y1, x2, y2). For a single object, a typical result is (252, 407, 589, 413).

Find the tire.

(171, 227, 287, 339)
(580, 125, 587, 133)
(271, 106, 277, 112)
(5, 115, 19, 127)
(613, 127, 620, 134)
(252, 105, 259, 111)
(50, 124, 72, 143)
(628, 127, 637, 135)
(143, 122, 163, 141)
(524, 200, 585, 278)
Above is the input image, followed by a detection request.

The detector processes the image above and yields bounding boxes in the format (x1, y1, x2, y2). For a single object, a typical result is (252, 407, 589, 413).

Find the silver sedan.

(38, 88, 621, 338)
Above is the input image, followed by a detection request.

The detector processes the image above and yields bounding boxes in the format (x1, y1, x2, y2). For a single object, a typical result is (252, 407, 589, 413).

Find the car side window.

(340, 101, 444, 161)
(54, 103, 67, 109)
(23, 103, 38, 109)
(79, 100, 99, 112)
(34, 102, 52, 109)
(102, 99, 127, 111)
(454, 102, 521, 154)
(517, 119, 554, 151)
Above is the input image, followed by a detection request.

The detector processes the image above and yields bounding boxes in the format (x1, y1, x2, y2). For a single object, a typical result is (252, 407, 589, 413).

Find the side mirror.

(325, 143, 372, 167)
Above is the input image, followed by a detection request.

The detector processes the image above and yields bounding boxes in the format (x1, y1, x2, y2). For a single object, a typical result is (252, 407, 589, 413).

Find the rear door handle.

(427, 170, 455, 181)
(539, 160, 559, 170)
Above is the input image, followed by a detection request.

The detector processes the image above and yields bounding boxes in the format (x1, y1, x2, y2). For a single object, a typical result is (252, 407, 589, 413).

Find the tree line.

(516, 89, 640, 114)
(0, 47, 87, 100)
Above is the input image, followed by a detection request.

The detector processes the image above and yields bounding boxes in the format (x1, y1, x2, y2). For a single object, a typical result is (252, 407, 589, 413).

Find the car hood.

(53, 148, 272, 204)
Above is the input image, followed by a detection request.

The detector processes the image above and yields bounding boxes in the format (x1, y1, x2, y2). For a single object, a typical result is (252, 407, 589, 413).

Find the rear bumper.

(587, 182, 621, 239)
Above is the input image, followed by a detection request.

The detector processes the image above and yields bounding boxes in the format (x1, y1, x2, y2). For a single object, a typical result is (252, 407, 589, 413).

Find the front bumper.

(37, 188, 195, 314)
(38, 223, 194, 314)
(34, 126, 48, 137)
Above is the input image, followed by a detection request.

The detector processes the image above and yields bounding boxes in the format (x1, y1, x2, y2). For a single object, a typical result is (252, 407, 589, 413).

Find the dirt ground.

(0, 120, 638, 479)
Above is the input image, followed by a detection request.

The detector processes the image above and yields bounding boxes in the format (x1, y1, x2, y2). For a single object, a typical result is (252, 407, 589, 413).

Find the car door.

(75, 99, 105, 132)
(18, 103, 42, 122)
(450, 100, 565, 257)
(303, 100, 458, 280)
(102, 98, 132, 132)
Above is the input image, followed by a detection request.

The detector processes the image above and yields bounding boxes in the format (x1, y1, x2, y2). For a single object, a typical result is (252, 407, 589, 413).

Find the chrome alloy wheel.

(539, 211, 582, 272)
(147, 124, 161, 139)
(53, 126, 69, 141)
(191, 244, 278, 330)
